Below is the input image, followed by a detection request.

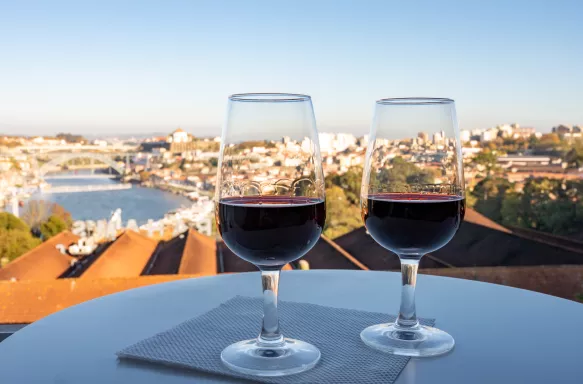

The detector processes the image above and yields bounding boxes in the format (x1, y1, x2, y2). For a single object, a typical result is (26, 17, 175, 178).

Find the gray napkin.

(117, 296, 435, 383)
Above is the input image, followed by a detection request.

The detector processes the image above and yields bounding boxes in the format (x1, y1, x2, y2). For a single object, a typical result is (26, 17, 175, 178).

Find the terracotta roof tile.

(0, 275, 198, 324)
(298, 236, 368, 270)
(464, 208, 512, 233)
(217, 241, 291, 272)
(178, 229, 218, 275)
(422, 265, 583, 301)
(82, 231, 158, 279)
(0, 231, 79, 281)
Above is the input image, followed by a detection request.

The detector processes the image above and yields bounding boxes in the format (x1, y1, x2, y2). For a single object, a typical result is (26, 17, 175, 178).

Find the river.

(29, 173, 193, 225)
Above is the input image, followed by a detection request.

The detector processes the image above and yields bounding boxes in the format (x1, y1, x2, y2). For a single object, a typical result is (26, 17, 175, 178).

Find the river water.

(30, 174, 192, 225)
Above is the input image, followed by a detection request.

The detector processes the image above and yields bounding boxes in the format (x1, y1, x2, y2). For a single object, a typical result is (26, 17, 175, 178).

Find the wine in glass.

(360, 98, 465, 357)
(216, 93, 325, 376)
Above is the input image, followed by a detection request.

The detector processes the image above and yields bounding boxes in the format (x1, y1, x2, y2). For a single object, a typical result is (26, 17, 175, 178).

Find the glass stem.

(396, 258, 420, 329)
(258, 269, 284, 346)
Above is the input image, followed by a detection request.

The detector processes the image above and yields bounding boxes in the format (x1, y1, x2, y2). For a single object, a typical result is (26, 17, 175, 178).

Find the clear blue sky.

(0, 0, 581, 137)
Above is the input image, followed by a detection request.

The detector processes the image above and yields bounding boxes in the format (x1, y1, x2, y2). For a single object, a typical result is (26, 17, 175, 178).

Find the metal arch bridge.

(39, 152, 125, 178)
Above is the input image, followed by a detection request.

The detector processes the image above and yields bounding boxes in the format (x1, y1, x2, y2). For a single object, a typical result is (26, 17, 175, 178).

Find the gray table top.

(0, 270, 582, 383)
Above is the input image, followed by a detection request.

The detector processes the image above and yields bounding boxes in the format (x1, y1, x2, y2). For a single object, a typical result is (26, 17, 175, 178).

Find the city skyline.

(1, 0, 582, 136)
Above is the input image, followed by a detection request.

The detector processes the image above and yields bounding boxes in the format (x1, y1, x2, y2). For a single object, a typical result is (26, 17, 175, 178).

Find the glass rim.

(229, 93, 311, 102)
(376, 97, 454, 105)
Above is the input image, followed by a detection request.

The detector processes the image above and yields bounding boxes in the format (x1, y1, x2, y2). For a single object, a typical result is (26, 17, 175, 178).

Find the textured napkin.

(117, 296, 435, 383)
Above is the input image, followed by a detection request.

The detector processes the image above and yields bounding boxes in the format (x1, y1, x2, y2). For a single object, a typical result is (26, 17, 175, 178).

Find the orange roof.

(0, 231, 79, 281)
(178, 229, 217, 275)
(0, 275, 198, 324)
(320, 235, 369, 270)
(172, 128, 185, 133)
(82, 231, 158, 279)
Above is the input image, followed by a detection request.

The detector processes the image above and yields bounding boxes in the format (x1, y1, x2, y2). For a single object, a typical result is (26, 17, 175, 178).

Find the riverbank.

(26, 177, 193, 225)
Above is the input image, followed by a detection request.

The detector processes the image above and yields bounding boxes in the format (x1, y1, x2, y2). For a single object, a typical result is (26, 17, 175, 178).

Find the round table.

(1, 270, 582, 383)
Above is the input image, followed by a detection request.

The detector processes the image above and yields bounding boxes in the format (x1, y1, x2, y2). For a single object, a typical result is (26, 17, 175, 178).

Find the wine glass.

(360, 98, 465, 357)
(215, 93, 325, 376)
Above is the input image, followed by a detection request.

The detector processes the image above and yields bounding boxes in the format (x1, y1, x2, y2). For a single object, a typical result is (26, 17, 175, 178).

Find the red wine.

(217, 196, 325, 269)
(363, 193, 465, 257)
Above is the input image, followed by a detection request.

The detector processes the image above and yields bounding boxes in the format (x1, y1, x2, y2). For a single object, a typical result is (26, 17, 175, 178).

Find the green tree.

(22, 200, 72, 233)
(499, 177, 583, 236)
(564, 140, 583, 169)
(471, 177, 512, 222)
(370, 157, 437, 192)
(0, 213, 41, 263)
(323, 186, 362, 239)
(0, 229, 41, 262)
(0, 212, 30, 232)
(534, 133, 563, 153)
(55, 132, 85, 143)
(326, 166, 363, 204)
(40, 215, 68, 239)
(472, 151, 499, 176)
(500, 192, 525, 227)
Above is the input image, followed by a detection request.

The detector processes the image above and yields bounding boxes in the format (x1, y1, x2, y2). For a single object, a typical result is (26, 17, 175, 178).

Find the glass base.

(360, 323, 454, 357)
(221, 338, 321, 377)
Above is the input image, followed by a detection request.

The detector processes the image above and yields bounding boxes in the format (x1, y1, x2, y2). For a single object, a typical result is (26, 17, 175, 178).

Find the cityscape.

(1, 0, 582, 380)
(1, 121, 583, 286)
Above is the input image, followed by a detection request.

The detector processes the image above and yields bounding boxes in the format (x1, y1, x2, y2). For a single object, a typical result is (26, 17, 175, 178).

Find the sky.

(0, 0, 582, 137)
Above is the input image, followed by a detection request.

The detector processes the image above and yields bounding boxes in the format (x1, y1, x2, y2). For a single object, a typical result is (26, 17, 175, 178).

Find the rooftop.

(0, 231, 79, 281)
(0, 275, 197, 324)
(82, 231, 158, 279)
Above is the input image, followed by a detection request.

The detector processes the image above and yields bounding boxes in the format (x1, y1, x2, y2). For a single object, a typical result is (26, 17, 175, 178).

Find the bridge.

(39, 153, 126, 178)
(43, 174, 118, 180)
(42, 184, 132, 194)
(19, 144, 139, 153)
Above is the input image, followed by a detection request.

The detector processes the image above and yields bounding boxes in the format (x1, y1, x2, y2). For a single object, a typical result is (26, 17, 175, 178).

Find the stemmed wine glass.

(215, 93, 326, 376)
(360, 98, 465, 357)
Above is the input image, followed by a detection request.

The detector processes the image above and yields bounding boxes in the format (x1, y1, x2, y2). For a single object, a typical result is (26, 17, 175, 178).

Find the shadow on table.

(116, 357, 254, 383)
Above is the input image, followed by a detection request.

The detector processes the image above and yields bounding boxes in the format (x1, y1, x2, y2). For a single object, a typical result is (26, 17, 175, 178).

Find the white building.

(361, 135, 370, 147)
(513, 126, 537, 139)
(433, 131, 444, 145)
(481, 128, 498, 142)
(335, 133, 357, 152)
(460, 130, 471, 143)
(318, 133, 335, 153)
(167, 128, 190, 143)
(497, 124, 514, 138)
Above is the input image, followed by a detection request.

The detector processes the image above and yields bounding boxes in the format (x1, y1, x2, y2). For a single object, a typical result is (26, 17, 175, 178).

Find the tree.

(371, 157, 436, 191)
(471, 177, 512, 222)
(534, 133, 563, 153)
(564, 148, 582, 168)
(56, 133, 85, 143)
(139, 171, 152, 183)
(0, 213, 41, 263)
(472, 151, 499, 176)
(323, 186, 362, 239)
(21, 200, 72, 233)
(498, 177, 583, 236)
(0, 212, 30, 232)
(40, 215, 68, 240)
(326, 166, 363, 204)
(564, 140, 583, 169)
(0, 229, 41, 262)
